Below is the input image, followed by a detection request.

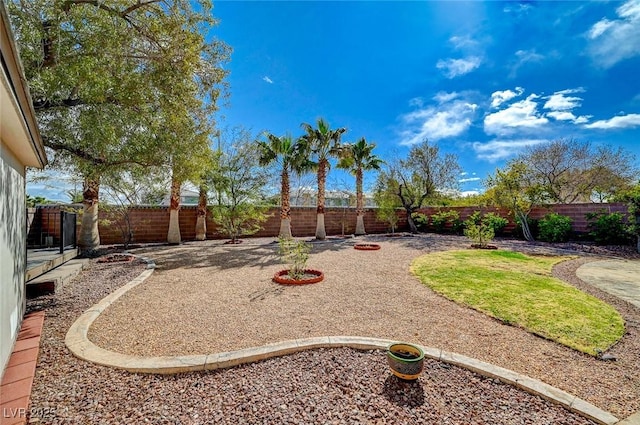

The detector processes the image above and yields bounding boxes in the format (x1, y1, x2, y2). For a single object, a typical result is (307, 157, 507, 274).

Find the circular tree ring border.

(273, 269, 324, 285)
(354, 243, 381, 251)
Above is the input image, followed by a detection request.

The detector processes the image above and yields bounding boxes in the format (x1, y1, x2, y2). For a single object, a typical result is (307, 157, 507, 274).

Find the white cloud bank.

(543, 88, 591, 124)
(587, 0, 640, 68)
(484, 94, 548, 136)
(262, 76, 273, 84)
(490, 87, 524, 108)
(584, 113, 640, 129)
(398, 92, 477, 145)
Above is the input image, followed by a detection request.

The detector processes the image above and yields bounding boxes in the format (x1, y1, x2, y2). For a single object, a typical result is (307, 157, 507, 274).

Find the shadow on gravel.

(382, 375, 425, 408)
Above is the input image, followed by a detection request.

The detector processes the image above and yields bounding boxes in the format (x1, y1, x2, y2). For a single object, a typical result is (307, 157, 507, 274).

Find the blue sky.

(209, 0, 640, 195)
(28, 0, 640, 201)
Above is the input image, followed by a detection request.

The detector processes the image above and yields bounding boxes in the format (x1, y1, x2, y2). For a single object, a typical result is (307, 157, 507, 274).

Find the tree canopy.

(9, 0, 230, 251)
(9, 0, 229, 176)
(375, 140, 461, 233)
(517, 139, 637, 203)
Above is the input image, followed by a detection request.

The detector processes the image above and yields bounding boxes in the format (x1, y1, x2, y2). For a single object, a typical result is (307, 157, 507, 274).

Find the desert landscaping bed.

(27, 234, 640, 422)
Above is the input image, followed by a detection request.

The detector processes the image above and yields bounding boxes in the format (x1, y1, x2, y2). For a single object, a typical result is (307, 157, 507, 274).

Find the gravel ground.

(26, 234, 640, 423)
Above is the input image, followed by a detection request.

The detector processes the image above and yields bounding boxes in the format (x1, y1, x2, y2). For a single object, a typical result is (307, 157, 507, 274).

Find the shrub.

(483, 212, 509, 236)
(464, 211, 508, 236)
(586, 210, 631, 246)
(412, 212, 429, 232)
(464, 222, 495, 247)
(277, 237, 311, 279)
(430, 210, 461, 234)
(538, 213, 573, 243)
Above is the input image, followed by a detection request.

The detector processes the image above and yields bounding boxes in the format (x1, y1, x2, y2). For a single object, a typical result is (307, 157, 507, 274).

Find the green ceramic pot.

(386, 342, 425, 380)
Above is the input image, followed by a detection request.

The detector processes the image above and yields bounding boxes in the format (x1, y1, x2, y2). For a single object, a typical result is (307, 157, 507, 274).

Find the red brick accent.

(1, 311, 44, 425)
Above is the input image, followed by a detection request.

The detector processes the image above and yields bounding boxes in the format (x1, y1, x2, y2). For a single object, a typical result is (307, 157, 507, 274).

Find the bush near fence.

(31, 203, 629, 245)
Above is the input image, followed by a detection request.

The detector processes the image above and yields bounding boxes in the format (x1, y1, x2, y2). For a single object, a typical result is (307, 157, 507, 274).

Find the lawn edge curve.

(65, 255, 623, 425)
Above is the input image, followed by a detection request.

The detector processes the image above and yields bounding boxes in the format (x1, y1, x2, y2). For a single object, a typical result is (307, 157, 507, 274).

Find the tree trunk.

(79, 176, 101, 255)
(355, 168, 365, 235)
(279, 218, 292, 239)
(517, 210, 534, 242)
(195, 184, 207, 241)
(279, 168, 292, 238)
(407, 207, 418, 234)
(167, 177, 181, 244)
(315, 213, 326, 240)
(316, 159, 328, 240)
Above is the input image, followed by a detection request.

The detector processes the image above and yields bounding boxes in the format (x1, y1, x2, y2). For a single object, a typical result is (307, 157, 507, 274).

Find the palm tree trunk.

(195, 184, 207, 240)
(167, 177, 181, 244)
(279, 168, 292, 238)
(315, 159, 328, 240)
(79, 176, 100, 255)
(355, 168, 365, 235)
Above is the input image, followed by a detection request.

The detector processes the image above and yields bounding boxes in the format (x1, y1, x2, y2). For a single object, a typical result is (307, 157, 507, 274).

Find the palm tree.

(338, 137, 384, 235)
(257, 133, 306, 238)
(300, 118, 347, 240)
(167, 169, 182, 244)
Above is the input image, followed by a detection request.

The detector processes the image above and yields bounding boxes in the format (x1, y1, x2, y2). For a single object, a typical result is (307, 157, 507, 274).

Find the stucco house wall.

(1, 2, 47, 376)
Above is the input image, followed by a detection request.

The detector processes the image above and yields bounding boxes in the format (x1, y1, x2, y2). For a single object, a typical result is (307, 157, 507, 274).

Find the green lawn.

(410, 250, 625, 355)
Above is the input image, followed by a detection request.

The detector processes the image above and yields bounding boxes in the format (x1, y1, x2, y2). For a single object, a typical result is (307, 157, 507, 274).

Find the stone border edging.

(66, 256, 623, 425)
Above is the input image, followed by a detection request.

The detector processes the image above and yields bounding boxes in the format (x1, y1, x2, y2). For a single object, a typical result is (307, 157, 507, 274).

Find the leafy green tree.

(9, 0, 229, 254)
(485, 162, 546, 242)
(375, 140, 461, 233)
(373, 177, 402, 234)
(300, 118, 347, 240)
(208, 131, 270, 243)
(257, 133, 308, 238)
(337, 137, 383, 235)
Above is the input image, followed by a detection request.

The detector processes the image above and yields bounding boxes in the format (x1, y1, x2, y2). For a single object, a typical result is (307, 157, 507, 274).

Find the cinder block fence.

(29, 203, 630, 246)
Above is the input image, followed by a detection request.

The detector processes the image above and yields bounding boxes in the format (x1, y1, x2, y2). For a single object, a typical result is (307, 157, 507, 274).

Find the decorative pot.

(272, 269, 324, 285)
(386, 342, 425, 380)
(354, 243, 381, 251)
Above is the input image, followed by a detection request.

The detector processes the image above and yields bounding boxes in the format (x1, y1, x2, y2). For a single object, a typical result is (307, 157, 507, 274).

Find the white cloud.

(546, 111, 591, 124)
(436, 56, 482, 78)
(490, 87, 524, 108)
(473, 139, 548, 162)
(484, 94, 549, 136)
(262, 76, 274, 84)
(459, 177, 481, 183)
(589, 19, 615, 38)
(543, 88, 584, 111)
(587, 0, 640, 68)
(460, 172, 468, 176)
(399, 99, 477, 145)
(433, 91, 459, 104)
(584, 113, 640, 129)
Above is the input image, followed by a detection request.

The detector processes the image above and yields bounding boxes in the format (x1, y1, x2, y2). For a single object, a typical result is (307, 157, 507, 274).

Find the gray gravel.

(24, 236, 638, 424)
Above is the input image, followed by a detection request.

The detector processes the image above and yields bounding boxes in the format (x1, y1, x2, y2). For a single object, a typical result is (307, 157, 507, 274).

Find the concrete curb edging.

(66, 257, 626, 425)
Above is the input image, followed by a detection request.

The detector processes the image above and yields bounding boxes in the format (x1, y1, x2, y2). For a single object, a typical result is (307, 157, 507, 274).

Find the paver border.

(65, 255, 631, 425)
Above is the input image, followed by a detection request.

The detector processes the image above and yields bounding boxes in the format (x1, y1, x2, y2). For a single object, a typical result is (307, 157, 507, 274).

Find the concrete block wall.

(416, 203, 629, 234)
(33, 203, 629, 245)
